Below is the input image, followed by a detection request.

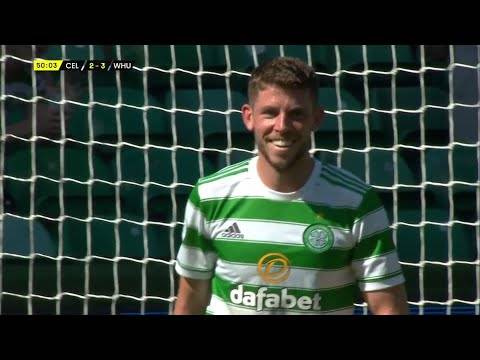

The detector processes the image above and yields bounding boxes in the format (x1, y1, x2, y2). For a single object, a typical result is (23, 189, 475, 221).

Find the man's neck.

(256, 155, 315, 193)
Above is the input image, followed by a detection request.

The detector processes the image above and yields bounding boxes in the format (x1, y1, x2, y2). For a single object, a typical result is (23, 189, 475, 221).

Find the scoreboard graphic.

(33, 59, 134, 71)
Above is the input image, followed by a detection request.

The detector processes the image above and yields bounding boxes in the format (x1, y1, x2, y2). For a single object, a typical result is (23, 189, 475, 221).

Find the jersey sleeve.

(175, 183, 217, 280)
(351, 188, 405, 292)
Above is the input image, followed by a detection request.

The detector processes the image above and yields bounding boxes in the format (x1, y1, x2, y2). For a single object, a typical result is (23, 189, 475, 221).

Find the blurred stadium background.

(0, 45, 478, 315)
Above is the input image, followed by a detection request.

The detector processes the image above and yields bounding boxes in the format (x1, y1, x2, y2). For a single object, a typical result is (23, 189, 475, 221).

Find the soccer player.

(173, 57, 408, 315)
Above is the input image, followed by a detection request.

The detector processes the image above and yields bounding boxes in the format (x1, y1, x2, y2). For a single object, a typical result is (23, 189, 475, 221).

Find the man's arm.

(362, 283, 409, 315)
(173, 276, 211, 315)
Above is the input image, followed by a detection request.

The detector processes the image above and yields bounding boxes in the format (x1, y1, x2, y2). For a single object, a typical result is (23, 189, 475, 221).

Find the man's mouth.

(270, 139, 294, 148)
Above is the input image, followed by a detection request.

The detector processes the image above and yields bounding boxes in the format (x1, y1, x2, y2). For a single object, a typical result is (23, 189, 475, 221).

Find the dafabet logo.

(228, 252, 322, 312)
(257, 252, 291, 284)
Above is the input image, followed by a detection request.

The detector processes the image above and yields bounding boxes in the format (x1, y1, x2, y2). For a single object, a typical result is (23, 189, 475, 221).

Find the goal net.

(0, 45, 478, 315)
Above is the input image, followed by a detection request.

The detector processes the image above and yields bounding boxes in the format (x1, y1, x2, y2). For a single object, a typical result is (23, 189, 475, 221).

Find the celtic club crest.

(302, 224, 334, 253)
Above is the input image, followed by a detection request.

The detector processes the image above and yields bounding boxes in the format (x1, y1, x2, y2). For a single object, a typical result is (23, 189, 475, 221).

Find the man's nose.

(273, 112, 290, 132)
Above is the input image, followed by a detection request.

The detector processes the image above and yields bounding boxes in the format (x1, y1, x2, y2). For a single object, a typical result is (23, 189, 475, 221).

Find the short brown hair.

(248, 57, 318, 104)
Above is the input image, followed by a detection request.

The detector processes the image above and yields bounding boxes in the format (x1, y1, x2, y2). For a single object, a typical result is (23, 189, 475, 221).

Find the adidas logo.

(220, 222, 244, 239)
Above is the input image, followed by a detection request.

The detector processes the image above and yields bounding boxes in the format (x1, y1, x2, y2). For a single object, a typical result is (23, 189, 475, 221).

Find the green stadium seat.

(34, 198, 118, 260)
(164, 88, 246, 119)
(124, 45, 209, 69)
(60, 211, 175, 259)
(78, 194, 118, 218)
(115, 146, 215, 215)
(121, 45, 252, 71)
(424, 145, 477, 216)
(118, 146, 215, 192)
(369, 85, 449, 145)
(390, 182, 476, 264)
(314, 87, 388, 151)
(4, 144, 113, 182)
(4, 144, 115, 217)
(424, 145, 478, 184)
(377, 186, 439, 226)
(248, 45, 421, 86)
(68, 86, 171, 150)
(252, 45, 334, 73)
(339, 149, 419, 188)
(118, 45, 253, 90)
(337, 45, 420, 71)
(319, 87, 365, 125)
(148, 193, 189, 224)
(309, 46, 336, 73)
(35, 192, 117, 220)
(114, 146, 213, 254)
(148, 193, 188, 256)
(163, 89, 251, 150)
(204, 112, 253, 151)
(42, 45, 106, 60)
(256, 45, 308, 62)
(174, 44, 252, 72)
(2, 215, 57, 257)
(396, 208, 476, 264)
(3, 96, 26, 127)
(216, 150, 255, 171)
(332, 46, 425, 88)
(370, 85, 449, 112)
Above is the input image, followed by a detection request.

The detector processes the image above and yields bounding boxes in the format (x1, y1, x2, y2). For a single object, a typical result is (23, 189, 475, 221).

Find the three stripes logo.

(220, 222, 244, 239)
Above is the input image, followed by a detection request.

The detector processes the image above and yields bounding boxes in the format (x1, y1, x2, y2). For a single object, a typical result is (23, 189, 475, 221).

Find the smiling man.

(173, 57, 408, 315)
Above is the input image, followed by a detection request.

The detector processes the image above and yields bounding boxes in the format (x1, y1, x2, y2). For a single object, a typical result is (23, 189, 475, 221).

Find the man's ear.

(241, 104, 254, 132)
(313, 106, 324, 132)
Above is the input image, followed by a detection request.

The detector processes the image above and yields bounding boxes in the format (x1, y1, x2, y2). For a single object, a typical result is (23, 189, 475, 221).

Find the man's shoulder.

(318, 161, 372, 198)
(321, 162, 370, 186)
(194, 158, 253, 196)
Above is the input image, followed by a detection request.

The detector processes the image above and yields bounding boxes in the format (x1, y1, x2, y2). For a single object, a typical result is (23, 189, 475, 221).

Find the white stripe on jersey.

(198, 157, 365, 210)
(358, 274, 406, 292)
(315, 175, 364, 209)
(176, 245, 217, 272)
(352, 251, 403, 281)
(352, 207, 390, 242)
(182, 200, 210, 239)
(215, 259, 355, 290)
(175, 262, 213, 280)
(199, 172, 253, 200)
(208, 218, 355, 250)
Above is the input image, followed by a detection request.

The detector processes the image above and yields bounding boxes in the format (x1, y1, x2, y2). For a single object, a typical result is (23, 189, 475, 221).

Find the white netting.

(0, 45, 478, 315)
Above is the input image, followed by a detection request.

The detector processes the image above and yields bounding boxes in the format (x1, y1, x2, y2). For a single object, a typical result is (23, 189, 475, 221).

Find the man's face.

(242, 85, 323, 172)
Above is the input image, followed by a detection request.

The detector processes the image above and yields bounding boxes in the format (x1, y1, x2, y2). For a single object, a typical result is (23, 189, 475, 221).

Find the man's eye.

(290, 110, 305, 117)
(263, 111, 276, 118)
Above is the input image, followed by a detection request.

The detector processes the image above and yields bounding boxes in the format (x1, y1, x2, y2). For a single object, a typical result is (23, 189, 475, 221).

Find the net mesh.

(0, 45, 478, 315)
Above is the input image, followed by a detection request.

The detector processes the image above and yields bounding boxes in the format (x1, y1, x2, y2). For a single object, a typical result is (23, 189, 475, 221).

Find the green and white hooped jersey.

(175, 157, 405, 315)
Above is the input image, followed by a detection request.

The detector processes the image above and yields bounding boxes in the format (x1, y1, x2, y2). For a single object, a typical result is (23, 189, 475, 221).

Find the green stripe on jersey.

(187, 185, 201, 208)
(213, 159, 251, 176)
(183, 227, 214, 252)
(214, 239, 352, 270)
(352, 229, 396, 260)
(201, 197, 355, 228)
(357, 270, 403, 283)
(355, 189, 385, 219)
(211, 275, 356, 313)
